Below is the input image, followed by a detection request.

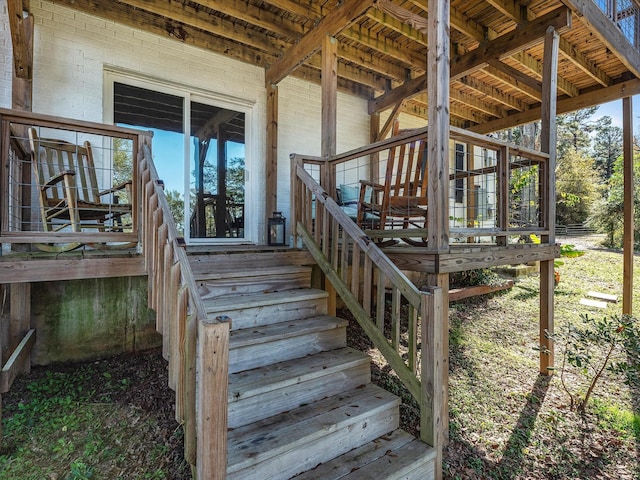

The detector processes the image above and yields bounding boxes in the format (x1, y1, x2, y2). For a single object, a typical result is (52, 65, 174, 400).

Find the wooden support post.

(427, 0, 450, 253)
(421, 287, 444, 480)
(370, 112, 380, 182)
(266, 84, 278, 229)
(539, 27, 559, 375)
(622, 96, 634, 315)
(196, 318, 229, 480)
(183, 314, 197, 467)
(322, 35, 338, 315)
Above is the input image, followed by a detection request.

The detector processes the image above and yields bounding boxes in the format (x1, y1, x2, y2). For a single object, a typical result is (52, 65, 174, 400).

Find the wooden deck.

(384, 243, 560, 274)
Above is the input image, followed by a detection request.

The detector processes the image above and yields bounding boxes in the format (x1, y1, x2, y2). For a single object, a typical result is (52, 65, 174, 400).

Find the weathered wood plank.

(448, 281, 514, 302)
(0, 329, 35, 394)
(0, 257, 145, 283)
(196, 319, 229, 480)
(265, 0, 375, 86)
(421, 287, 444, 479)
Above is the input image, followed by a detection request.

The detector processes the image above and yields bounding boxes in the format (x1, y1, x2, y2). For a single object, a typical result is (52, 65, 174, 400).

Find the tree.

(592, 116, 622, 182)
(555, 148, 599, 225)
(556, 107, 598, 159)
(589, 149, 640, 248)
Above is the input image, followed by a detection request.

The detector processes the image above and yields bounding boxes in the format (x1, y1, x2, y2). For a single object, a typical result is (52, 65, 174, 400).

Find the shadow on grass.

(494, 374, 551, 478)
(445, 375, 551, 479)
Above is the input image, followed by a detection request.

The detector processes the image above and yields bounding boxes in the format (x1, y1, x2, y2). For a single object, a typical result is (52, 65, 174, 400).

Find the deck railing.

(306, 126, 550, 246)
(595, 0, 640, 48)
(291, 157, 446, 474)
(0, 109, 141, 250)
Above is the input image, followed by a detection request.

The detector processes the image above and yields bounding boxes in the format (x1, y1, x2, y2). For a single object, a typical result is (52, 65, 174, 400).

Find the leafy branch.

(547, 314, 640, 413)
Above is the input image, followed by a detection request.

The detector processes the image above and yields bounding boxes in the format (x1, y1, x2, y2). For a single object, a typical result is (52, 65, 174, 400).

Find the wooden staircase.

(189, 248, 436, 480)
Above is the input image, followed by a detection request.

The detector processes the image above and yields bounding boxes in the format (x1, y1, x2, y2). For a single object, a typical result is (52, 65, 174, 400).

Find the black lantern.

(268, 212, 286, 246)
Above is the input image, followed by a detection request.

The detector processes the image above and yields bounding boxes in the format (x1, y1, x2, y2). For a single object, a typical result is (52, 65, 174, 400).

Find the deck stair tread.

(227, 383, 400, 478)
(228, 315, 348, 374)
(192, 264, 311, 281)
(293, 429, 436, 480)
(204, 288, 328, 314)
(229, 315, 347, 349)
(228, 347, 368, 402)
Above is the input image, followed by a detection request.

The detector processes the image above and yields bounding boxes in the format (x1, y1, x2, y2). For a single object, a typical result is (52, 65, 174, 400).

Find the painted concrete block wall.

(30, 276, 159, 365)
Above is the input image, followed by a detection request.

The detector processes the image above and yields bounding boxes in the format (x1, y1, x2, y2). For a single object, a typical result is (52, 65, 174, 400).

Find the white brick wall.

(1, 0, 374, 243)
(0, 0, 13, 108)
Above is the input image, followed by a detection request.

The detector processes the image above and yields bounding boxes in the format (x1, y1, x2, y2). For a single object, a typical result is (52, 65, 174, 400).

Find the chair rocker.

(357, 135, 428, 246)
(29, 128, 133, 252)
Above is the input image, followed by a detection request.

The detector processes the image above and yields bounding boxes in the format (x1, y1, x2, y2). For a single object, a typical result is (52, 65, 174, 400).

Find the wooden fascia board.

(264, 0, 375, 86)
(469, 77, 640, 134)
(369, 7, 571, 114)
(7, 0, 32, 79)
(562, 0, 640, 78)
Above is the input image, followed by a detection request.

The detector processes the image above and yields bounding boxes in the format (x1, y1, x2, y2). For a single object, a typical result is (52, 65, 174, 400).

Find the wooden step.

(204, 288, 328, 329)
(189, 249, 314, 276)
(229, 315, 348, 374)
(228, 347, 371, 428)
(227, 384, 400, 480)
(197, 265, 312, 300)
(295, 429, 436, 480)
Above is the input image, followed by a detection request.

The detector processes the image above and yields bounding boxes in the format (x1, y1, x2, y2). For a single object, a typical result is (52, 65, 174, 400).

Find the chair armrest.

(42, 170, 75, 190)
(359, 179, 384, 191)
(99, 180, 132, 197)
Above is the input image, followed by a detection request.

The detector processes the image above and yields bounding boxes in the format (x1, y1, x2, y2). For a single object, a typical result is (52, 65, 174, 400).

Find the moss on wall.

(30, 276, 160, 365)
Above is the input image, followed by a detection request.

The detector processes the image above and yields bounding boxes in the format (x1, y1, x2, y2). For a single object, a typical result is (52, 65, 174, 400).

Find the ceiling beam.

(369, 6, 571, 114)
(482, 63, 542, 101)
(469, 77, 640, 134)
(509, 51, 579, 97)
(562, 0, 640, 78)
(265, 0, 375, 86)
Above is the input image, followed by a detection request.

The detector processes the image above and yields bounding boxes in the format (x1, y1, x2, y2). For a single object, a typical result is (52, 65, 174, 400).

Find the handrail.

(137, 138, 228, 479)
(292, 159, 444, 472)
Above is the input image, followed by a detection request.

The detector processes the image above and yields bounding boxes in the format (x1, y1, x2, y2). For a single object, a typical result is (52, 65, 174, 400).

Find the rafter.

(486, 0, 611, 88)
(482, 63, 542, 101)
(365, 7, 427, 46)
(469, 77, 640, 134)
(562, 0, 640, 78)
(509, 51, 579, 97)
(369, 7, 571, 114)
(455, 76, 526, 112)
(265, 0, 375, 86)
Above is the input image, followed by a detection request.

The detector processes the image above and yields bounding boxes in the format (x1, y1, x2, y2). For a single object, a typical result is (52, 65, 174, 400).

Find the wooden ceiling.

(32, 0, 640, 132)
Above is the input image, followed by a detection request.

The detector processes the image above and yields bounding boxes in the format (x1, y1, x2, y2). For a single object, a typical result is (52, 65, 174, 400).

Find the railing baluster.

(376, 268, 385, 332)
(363, 255, 372, 315)
(391, 286, 400, 350)
(351, 242, 361, 301)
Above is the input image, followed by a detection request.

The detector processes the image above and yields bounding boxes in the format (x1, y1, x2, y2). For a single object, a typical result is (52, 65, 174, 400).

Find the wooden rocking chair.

(28, 128, 133, 252)
(357, 136, 428, 246)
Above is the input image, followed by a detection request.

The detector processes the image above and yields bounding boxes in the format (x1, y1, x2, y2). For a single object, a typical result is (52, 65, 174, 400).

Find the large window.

(106, 74, 252, 243)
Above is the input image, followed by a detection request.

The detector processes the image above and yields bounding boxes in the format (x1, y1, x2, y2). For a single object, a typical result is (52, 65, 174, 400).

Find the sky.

(590, 96, 640, 129)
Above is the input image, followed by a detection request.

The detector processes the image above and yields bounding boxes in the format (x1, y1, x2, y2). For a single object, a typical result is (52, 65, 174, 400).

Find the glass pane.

(114, 82, 185, 233)
(189, 101, 245, 239)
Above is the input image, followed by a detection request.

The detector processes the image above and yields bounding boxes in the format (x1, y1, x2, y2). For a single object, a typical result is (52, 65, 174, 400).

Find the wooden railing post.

(197, 318, 230, 480)
(420, 287, 444, 480)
